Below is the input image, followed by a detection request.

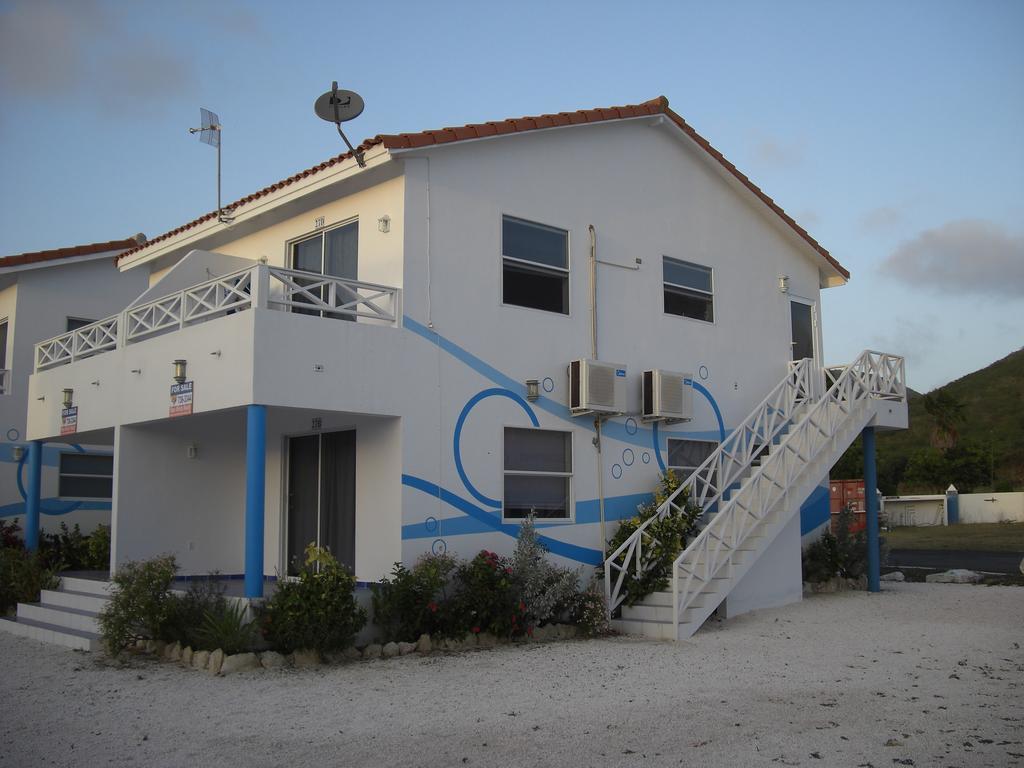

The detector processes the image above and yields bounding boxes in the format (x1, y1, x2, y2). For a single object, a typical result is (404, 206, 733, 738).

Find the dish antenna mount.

(314, 82, 366, 168)
(188, 108, 232, 223)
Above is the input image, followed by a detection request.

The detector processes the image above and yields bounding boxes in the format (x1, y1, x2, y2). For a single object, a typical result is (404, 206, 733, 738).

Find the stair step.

(17, 602, 101, 633)
(620, 603, 700, 623)
(40, 589, 110, 614)
(611, 617, 692, 641)
(60, 576, 112, 597)
(0, 616, 101, 651)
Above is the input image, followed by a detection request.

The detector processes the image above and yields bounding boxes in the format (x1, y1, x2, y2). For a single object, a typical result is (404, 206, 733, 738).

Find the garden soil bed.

(2, 582, 1022, 768)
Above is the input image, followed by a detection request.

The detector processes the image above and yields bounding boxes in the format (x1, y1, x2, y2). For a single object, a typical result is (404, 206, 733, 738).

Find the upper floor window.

(502, 215, 569, 314)
(66, 317, 96, 332)
(59, 452, 113, 499)
(667, 438, 718, 478)
(664, 257, 713, 322)
(290, 219, 358, 319)
(503, 427, 572, 520)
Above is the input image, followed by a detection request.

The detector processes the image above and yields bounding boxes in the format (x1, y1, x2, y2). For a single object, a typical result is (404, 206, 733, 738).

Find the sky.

(0, 0, 1021, 393)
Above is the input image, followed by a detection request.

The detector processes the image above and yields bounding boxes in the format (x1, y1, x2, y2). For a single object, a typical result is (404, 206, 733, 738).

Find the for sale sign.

(169, 381, 194, 418)
(60, 406, 78, 435)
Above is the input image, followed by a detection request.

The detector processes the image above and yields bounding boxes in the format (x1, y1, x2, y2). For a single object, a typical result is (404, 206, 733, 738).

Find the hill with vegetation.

(832, 347, 1024, 494)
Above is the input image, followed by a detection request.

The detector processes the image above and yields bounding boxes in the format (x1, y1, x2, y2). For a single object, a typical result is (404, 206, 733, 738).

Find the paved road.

(889, 548, 1024, 574)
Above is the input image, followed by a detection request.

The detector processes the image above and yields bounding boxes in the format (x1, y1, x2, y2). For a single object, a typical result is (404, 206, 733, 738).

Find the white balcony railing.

(34, 264, 400, 372)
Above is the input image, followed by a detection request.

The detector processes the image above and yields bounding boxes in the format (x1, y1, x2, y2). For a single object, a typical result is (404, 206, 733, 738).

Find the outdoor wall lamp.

(525, 379, 540, 402)
(778, 275, 790, 293)
(378, 215, 391, 233)
(173, 359, 188, 384)
(12, 446, 24, 462)
(62, 388, 74, 408)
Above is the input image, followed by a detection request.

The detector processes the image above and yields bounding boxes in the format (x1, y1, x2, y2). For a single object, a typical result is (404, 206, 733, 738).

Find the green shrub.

(510, 517, 580, 627)
(0, 548, 59, 614)
(159, 575, 228, 648)
(38, 523, 111, 572)
(371, 554, 459, 642)
(601, 471, 703, 606)
(1, 519, 21, 549)
(452, 550, 522, 638)
(97, 555, 178, 654)
(261, 544, 366, 654)
(802, 506, 887, 582)
(196, 600, 257, 655)
(85, 525, 111, 571)
(572, 582, 610, 637)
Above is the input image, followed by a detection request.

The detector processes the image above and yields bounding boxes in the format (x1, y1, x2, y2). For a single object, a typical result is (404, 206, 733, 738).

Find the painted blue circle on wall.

(431, 539, 447, 555)
(641, 452, 651, 464)
(622, 448, 635, 466)
(698, 365, 709, 380)
(611, 463, 622, 479)
(624, 417, 638, 436)
(6, 429, 19, 441)
(542, 377, 555, 393)
(425, 516, 438, 533)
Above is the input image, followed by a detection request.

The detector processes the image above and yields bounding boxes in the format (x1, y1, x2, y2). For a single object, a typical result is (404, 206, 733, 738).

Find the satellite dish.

(314, 81, 366, 167)
(314, 87, 365, 124)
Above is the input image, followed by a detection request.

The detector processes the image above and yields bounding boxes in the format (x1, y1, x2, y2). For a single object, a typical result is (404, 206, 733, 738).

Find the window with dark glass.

(290, 220, 358, 319)
(58, 453, 113, 499)
(667, 438, 718, 476)
(663, 257, 713, 322)
(501, 216, 569, 314)
(66, 317, 96, 332)
(503, 427, 572, 520)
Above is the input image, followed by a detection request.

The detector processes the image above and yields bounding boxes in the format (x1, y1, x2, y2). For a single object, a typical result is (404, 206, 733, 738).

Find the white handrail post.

(178, 288, 186, 329)
(252, 264, 269, 310)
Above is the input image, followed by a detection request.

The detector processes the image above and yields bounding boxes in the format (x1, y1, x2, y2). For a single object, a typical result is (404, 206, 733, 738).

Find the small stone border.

(136, 623, 581, 677)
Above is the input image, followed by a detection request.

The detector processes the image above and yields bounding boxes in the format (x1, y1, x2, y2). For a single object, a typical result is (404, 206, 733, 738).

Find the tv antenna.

(314, 82, 366, 167)
(188, 108, 232, 223)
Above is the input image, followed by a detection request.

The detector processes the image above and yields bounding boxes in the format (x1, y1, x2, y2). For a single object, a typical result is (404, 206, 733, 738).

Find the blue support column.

(25, 441, 43, 552)
(863, 427, 880, 593)
(244, 405, 267, 599)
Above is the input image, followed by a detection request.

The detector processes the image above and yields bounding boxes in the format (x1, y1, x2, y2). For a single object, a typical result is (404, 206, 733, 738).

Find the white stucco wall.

(1, 255, 147, 533)
(724, 510, 804, 619)
(958, 492, 1024, 524)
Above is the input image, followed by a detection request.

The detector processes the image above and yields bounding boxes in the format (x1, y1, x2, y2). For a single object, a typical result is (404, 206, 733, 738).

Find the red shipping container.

(829, 479, 867, 534)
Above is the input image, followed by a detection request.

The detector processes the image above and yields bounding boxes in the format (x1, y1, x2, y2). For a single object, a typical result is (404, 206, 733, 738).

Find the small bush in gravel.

(261, 544, 366, 654)
(197, 600, 257, 655)
(510, 517, 580, 627)
(572, 582, 610, 637)
(0, 548, 59, 615)
(371, 553, 459, 642)
(160, 575, 227, 649)
(803, 506, 887, 583)
(98, 555, 178, 653)
(452, 550, 522, 638)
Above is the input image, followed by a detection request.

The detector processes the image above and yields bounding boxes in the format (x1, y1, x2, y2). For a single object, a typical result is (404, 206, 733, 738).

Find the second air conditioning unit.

(569, 359, 627, 416)
(641, 369, 693, 422)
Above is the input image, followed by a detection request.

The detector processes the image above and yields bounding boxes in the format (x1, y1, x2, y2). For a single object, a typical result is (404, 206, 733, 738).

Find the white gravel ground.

(2, 582, 1022, 768)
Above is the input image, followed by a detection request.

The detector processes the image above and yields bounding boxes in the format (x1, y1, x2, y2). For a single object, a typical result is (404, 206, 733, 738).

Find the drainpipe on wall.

(589, 225, 607, 556)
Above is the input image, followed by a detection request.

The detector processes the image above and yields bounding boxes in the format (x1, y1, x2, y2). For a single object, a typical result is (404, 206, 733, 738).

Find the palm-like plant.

(923, 391, 966, 450)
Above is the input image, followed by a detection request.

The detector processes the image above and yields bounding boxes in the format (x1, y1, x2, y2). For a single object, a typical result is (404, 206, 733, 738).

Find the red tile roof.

(1, 236, 145, 268)
(116, 97, 848, 279)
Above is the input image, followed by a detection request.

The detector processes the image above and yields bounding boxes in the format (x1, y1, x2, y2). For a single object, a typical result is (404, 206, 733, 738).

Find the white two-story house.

(1, 238, 148, 542)
(14, 97, 907, 644)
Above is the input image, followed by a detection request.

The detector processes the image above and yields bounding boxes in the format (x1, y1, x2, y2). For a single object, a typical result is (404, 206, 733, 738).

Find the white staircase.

(0, 575, 111, 651)
(605, 351, 906, 640)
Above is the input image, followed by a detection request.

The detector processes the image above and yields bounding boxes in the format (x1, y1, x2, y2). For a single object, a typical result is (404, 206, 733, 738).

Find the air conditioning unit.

(569, 359, 627, 416)
(641, 369, 693, 422)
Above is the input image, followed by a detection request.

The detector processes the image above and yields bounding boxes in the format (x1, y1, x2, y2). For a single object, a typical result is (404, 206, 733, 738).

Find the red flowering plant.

(452, 549, 523, 639)
(370, 553, 460, 642)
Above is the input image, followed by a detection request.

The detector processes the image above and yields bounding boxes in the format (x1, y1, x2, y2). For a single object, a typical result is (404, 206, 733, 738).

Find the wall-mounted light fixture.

(377, 215, 391, 233)
(12, 446, 24, 462)
(778, 275, 790, 293)
(525, 379, 540, 402)
(173, 359, 187, 384)
(62, 388, 74, 408)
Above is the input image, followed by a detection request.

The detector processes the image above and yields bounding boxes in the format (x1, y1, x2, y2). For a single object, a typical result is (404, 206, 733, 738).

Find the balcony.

(34, 264, 400, 372)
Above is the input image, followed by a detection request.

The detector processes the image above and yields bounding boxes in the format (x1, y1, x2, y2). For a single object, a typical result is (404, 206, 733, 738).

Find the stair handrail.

(669, 350, 905, 626)
(604, 357, 820, 614)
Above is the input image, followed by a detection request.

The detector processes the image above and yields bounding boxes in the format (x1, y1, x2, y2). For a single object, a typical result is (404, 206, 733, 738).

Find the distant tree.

(922, 391, 966, 451)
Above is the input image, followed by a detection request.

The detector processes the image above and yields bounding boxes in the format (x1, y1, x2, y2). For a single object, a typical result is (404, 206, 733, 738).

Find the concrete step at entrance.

(0, 615, 101, 651)
(60, 576, 113, 597)
(40, 588, 110, 614)
(17, 602, 101, 634)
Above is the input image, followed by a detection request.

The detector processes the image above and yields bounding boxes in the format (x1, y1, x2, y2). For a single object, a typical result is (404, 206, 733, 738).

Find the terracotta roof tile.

(115, 96, 848, 279)
(2, 237, 144, 268)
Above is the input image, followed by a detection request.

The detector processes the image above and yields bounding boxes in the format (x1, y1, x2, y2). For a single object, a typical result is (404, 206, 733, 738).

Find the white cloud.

(879, 219, 1024, 297)
(751, 135, 805, 168)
